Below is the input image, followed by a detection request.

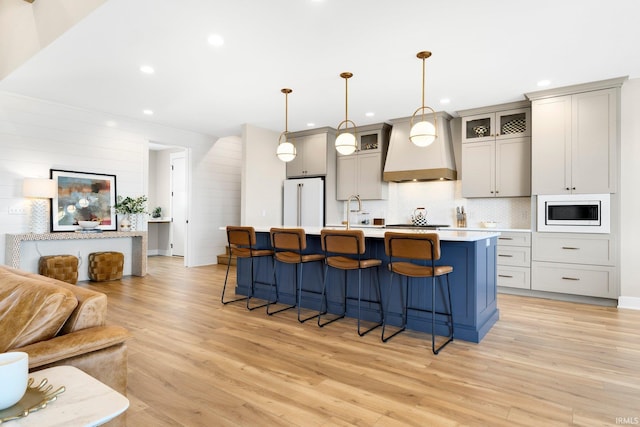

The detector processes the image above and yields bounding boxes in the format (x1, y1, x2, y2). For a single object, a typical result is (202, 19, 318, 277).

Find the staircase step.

(217, 253, 237, 266)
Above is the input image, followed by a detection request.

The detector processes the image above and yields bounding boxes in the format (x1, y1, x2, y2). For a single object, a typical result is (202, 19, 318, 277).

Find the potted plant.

(114, 195, 147, 231)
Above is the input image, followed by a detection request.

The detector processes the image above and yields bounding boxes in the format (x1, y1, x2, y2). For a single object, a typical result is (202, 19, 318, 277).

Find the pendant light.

(276, 88, 296, 162)
(409, 51, 437, 147)
(335, 72, 357, 155)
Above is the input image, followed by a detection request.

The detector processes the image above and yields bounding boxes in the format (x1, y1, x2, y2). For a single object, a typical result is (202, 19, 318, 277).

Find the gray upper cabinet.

(459, 101, 531, 198)
(461, 106, 531, 143)
(336, 123, 390, 200)
(286, 128, 334, 178)
(526, 78, 625, 195)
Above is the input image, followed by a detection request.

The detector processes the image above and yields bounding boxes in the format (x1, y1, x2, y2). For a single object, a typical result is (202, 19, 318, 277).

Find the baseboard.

(497, 287, 617, 307)
(618, 296, 640, 310)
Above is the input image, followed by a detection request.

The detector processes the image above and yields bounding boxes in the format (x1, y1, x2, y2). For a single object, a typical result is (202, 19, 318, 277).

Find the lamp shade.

(409, 120, 437, 147)
(23, 178, 56, 198)
(276, 141, 297, 162)
(335, 132, 357, 155)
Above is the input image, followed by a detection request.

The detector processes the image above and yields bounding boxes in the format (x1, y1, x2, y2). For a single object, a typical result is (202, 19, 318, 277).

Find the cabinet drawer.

(497, 232, 531, 246)
(532, 233, 614, 266)
(531, 262, 617, 298)
(497, 246, 530, 267)
(497, 266, 530, 289)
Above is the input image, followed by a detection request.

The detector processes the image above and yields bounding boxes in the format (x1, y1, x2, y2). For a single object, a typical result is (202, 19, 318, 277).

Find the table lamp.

(23, 178, 56, 234)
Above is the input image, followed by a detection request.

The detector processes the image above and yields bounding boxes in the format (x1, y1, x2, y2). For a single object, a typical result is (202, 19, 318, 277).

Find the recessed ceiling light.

(140, 65, 155, 74)
(207, 34, 225, 47)
(143, 110, 154, 115)
(365, 112, 375, 117)
(306, 122, 315, 127)
(537, 79, 551, 87)
(440, 98, 451, 104)
(105, 120, 117, 127)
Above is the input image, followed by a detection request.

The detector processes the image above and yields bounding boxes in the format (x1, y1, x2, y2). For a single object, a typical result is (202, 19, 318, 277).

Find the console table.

(5, 232, 147, 277)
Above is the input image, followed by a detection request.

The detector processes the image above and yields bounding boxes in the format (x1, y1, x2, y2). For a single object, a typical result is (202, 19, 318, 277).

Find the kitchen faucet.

(346, 194, 362, 230)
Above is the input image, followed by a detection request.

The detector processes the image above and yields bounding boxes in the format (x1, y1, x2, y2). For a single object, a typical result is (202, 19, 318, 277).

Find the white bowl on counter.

(481, 221, 497, 228)
(78, 220, 100, 229)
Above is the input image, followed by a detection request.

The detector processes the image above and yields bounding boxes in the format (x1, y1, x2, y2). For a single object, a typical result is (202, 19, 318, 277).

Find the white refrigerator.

(283, 177, 324, 227)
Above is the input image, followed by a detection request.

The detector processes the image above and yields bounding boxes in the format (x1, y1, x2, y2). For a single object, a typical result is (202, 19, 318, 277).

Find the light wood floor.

(82, 256, 640, 426)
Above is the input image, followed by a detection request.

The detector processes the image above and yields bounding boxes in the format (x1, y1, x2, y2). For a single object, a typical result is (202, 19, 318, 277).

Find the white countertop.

(252, 226, 500, 242)
(448, 227, 532, 233)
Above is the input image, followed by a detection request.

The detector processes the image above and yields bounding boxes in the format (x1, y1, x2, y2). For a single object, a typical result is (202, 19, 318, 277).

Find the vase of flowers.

(114, 195, 147, 231)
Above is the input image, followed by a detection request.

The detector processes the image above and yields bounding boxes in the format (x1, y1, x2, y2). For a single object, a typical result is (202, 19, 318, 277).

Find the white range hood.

(383, 112, 457, 182)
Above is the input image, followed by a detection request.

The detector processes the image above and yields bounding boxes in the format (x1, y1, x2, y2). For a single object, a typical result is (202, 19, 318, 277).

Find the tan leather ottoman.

(88, 252, 124, 282)
(38, 255, 79, 284)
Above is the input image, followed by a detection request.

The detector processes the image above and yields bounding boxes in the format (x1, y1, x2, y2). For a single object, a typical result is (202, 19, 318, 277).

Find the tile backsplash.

(350, 181, 533, 230)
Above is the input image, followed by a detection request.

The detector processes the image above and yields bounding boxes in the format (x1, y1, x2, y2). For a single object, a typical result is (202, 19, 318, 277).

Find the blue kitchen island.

(232, 227, 500, 343)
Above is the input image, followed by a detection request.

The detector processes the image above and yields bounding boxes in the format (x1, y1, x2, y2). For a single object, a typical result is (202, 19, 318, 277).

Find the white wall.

(241, 124, 285, 227)
(619, 78, 640, 306)
(0, 91, 240, 270)
(0, 0, 107, 79)
(190, 135, 242, 265)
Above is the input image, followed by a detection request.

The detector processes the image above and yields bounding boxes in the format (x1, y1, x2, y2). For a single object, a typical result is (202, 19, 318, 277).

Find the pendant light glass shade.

(335, 132, 357, 155)
(409, 51, 437, 147)
(276, 88, 296, 162)
(409, 111, 437, 147)
(276, 140, 296, 162)
(335, 72, 357, 155)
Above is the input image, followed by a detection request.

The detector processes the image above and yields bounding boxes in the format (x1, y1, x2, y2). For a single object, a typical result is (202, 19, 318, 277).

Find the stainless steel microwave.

(537, 194, 610, 233)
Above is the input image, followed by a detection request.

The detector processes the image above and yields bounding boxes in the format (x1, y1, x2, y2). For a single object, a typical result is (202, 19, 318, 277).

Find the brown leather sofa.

(0, 265, 130, 407)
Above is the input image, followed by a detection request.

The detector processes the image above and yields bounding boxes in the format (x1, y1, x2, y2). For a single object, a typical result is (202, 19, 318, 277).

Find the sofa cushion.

(0, 269, 78, 352)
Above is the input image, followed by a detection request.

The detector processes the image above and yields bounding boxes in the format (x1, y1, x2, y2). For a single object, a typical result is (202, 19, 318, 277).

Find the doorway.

(148, 144, 190, 265)
(170, 151, 187, 257)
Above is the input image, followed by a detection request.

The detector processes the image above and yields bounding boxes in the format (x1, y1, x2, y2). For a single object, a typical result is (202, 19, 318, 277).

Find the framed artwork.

(50, 169, 117, 232)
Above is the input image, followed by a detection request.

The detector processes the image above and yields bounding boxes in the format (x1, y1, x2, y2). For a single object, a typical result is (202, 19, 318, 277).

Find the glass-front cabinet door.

(358, 132, 380, 153)
(495, 108, 530, 139)
(462, 107, 530, 143)
(462, 112, 495, 143)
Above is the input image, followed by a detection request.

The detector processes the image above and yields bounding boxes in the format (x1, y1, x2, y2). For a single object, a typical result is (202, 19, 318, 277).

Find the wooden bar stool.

(267, 228, 325, 322)
(318, 229, 383, 336)
(382, 232, 454, 354)
(221, 226, 275, 310)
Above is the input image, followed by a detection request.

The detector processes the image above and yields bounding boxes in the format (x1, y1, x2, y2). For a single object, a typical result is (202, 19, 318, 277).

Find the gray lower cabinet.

(497, 231, 531, 289)
(531, 232, 617, 298)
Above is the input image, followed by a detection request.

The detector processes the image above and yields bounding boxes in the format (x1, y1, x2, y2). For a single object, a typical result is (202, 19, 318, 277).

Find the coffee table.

(2, 365, 129, 426)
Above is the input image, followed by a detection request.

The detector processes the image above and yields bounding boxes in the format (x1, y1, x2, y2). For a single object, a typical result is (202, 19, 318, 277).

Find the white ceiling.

(2, 0, 640, 139)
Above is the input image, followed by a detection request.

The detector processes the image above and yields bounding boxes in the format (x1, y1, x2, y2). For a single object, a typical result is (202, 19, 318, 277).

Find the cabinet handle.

(565, 187, 570, 190)
(499, 237, 514, 240)
(572, 187, 576, 190)
(562, 277, 580, 281)
(490, 191, 494, 194)
(498, 254, 513, 257)
(562, 246, 580, 250)
(498, 274, 513, 278)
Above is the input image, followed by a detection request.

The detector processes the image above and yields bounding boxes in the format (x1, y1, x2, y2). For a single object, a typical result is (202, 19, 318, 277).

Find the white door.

(170, 152, 187, 256)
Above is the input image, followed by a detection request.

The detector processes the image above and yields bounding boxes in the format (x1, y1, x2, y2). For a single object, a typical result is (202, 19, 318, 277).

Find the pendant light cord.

(344, 76, 349, 124)
(284, 90, 289, 132)
(421, 55, 426, 122)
